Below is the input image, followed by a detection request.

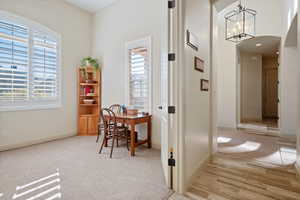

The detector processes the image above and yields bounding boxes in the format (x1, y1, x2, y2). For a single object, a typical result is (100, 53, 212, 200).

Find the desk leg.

(147, 119, 152, 148)
(130, 123, 136, 156)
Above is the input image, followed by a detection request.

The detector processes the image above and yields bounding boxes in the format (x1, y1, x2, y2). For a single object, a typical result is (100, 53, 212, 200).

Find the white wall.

(216, 0, 283, 128)
(0, 0, 92, 150)
(282, 0, 298, 35)
(280, 0, 298, 136)
(240, 52, 262, 121)
(280, 46, 298, 136)
(211, 5, 219, 154)
(182, 0, 211, 186)
(92, 0, 163, 147)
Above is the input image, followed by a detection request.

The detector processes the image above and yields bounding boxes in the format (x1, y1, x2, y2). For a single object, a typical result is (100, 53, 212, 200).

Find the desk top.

(113, 113, 152, 119)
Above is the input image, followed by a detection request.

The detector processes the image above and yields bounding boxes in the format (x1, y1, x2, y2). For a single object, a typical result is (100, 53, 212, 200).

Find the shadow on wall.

(285, 14, 298, 47)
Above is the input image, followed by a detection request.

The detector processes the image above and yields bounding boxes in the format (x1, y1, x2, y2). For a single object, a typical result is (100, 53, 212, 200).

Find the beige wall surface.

(183, 0, 211, 186)
(240, 52, 262, 121)
(280, 0, 298, 136)
(92, 0, 163, 148)
(0, 0, 92, 150)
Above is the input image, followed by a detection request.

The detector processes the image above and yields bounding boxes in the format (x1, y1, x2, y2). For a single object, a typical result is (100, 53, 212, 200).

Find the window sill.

(0, 103, 62, 112)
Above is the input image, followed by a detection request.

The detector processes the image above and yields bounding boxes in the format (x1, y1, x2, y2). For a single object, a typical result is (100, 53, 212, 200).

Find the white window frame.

(0, 10, 62, 112)
(125, 36, 152, 113)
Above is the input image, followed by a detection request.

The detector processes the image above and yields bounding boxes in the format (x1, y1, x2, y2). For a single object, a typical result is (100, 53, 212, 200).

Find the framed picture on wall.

(186, 30, 199, 51)
(194, 57, 204, 72)
(201, 79, 209, 91)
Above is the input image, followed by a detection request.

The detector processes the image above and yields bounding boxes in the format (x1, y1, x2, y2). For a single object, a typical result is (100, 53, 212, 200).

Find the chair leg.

(117, 138, 119, 147)
(110, 137, 115, 158)
(96, 132, 100, 143)
(99, 137, 106, 154)
(126, 135, 129, 151)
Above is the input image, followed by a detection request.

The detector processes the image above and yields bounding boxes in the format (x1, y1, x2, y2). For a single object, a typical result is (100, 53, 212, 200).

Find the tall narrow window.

(126, 38, 151, 112)
(0, 11, 61, 111)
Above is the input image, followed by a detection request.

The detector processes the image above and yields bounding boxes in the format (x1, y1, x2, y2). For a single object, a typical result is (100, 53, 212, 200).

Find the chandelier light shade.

(225, 1, 257, 43)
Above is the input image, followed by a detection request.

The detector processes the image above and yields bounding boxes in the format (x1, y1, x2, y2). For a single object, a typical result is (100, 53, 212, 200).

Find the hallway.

(186, 129, 298, 200)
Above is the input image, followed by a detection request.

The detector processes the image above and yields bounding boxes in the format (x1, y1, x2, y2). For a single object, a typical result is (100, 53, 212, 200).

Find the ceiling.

(212, 0, 237, 12)
(238, 36, 281, 57)
(64, 0, 119, 13)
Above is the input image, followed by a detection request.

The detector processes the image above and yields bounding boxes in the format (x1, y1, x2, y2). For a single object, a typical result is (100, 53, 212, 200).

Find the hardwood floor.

(186, 156, 300, 200)
(186, 130, 299, 200)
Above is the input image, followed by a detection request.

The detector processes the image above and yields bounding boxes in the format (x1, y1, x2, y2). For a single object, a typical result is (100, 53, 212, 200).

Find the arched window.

(0, 11, 61, 111)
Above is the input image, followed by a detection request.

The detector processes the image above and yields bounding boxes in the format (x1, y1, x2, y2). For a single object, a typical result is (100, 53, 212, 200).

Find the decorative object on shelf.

(225, 0, 257, 43)
(80, 57, 100, 80)
(186, 30, 199, 51)
(201, 79, 209, 91)
(83, 99, 95, 105)
(86, 93, 96, 97)
(194, 56, 204, 72)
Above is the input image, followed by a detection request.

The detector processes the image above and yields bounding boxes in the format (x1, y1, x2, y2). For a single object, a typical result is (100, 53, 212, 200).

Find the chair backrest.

(109, 104, 122, 114)
(100, 108, 117, 134)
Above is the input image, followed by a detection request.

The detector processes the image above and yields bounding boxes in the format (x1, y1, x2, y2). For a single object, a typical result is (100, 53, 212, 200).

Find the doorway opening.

(237, 36, 281, 134)
(212, 0, 297, 170)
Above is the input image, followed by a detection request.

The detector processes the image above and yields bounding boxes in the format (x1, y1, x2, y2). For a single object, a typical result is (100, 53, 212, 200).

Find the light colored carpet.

(0, 136, 170, 200)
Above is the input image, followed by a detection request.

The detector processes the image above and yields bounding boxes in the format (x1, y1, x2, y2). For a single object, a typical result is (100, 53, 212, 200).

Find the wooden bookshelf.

(77, 66, 101, 136)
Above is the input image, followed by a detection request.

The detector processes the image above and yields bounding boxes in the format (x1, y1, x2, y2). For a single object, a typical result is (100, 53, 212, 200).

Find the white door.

(160, 0, 176, 188)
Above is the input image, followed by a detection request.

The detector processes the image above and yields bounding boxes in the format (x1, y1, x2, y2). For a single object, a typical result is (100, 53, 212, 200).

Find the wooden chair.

(109, 104, 127, 147)
(96, 104, 122, 143)
(109, 104, 122, 114)
(99, 108, 129, 158)
(109, 104, 139, 144)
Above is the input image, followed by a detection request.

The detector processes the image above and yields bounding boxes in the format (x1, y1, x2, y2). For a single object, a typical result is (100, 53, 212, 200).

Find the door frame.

(175, 0, 185, 193)
(161, 0, 183, 194)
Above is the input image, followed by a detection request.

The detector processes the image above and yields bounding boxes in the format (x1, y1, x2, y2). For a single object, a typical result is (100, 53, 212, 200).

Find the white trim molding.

(0, 10, 62, 112)
(124, 36, 152, 113)
(0, 131, 76, 152)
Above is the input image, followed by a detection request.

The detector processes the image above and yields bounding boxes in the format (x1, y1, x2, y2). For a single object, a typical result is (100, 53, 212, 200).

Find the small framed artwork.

(186, 30, 199, 51)
(194, 57, 204, 72)
(201, 79, 209, 91)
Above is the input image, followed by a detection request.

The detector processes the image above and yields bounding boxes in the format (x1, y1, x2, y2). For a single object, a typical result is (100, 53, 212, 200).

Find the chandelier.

(225, 0, 257, 43)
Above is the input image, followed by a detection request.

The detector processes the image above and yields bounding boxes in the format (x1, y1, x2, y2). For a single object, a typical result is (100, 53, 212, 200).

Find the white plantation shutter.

(0, 20, 29, 102)
(0, 11, 61, 111)
(128, 43, 151, 112)
(32, 32, 58, 99)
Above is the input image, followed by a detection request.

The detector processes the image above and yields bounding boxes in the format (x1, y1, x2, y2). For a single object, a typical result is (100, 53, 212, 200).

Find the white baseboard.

(0, 131, 76, 152)
(279, 134, 297, 141)
(218, 126, 237, 132)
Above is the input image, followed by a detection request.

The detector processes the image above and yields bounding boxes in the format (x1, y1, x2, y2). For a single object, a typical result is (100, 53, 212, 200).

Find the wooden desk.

(105, 114, 152, 156)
